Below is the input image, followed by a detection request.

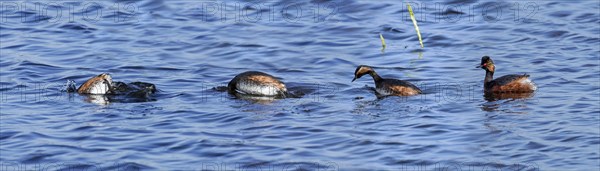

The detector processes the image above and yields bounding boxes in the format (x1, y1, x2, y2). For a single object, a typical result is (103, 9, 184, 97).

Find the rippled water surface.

(1, 0, 599, 170)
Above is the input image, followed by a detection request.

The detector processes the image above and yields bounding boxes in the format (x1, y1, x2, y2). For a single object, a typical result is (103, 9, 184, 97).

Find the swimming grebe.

(477, 56, 537, 93)
(352, 65, 422, 96)
(228, 71, 288, 97)
(77, 73, 113, 94)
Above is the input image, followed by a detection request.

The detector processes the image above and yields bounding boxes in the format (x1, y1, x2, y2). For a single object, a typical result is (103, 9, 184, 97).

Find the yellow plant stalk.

(407, 3, 423, 48)
(379, 33, 386, 51)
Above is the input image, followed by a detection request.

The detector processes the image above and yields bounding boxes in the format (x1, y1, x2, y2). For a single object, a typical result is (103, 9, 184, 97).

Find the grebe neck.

(484, 70, 494, 87)
(369, 71, 383, 83)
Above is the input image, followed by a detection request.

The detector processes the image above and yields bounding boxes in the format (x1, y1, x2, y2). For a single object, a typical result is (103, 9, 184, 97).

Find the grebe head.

(352, 65, 375, 82)
(477, 56, 495, 72)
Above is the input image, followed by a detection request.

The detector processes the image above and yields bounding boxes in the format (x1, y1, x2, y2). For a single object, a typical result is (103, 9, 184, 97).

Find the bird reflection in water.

(481, 92, 535, 113)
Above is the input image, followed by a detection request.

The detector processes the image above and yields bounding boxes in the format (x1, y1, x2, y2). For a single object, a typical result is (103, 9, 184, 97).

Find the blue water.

(1, 0, 599, 170)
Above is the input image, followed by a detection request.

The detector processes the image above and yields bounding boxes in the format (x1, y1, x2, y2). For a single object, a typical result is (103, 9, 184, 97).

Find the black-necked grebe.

(352, 65, 422, 96)
(228, 71, 287, 97)
(477, 56, 537, 93)
(75, 73, 157, 98)
(77, 73, 113, 94)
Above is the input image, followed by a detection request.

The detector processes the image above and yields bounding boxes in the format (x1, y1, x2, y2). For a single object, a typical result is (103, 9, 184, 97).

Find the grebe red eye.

(482, 63, 487, 67)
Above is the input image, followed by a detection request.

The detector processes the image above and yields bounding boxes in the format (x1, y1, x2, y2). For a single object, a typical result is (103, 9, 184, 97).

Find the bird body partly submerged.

(112, 81, 157, 98)
(375, 79, 422, 96)
(75, 73, 156, 98)
(352, 65, 422, 96)
(484, 74, 537, 93)
(228, 71, 287, 97)
(77, 73, 113, 94)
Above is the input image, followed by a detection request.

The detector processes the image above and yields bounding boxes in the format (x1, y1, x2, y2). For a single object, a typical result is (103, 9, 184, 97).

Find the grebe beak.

(351, 77, 357, 82)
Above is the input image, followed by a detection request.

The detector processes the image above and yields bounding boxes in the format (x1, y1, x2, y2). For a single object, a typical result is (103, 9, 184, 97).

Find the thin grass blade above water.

(407, 3, 423, 48)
